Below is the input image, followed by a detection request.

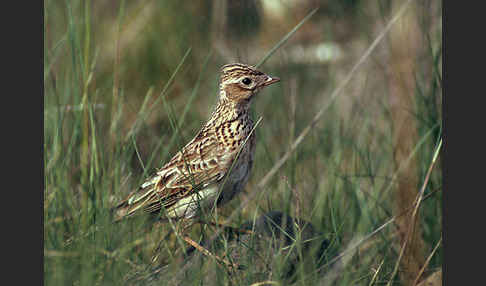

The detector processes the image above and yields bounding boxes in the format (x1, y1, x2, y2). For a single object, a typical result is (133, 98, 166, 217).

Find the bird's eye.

(242, 78, 252, 85)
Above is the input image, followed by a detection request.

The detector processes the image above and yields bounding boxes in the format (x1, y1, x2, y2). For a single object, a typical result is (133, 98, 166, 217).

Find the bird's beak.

(263, 76, 280, 86)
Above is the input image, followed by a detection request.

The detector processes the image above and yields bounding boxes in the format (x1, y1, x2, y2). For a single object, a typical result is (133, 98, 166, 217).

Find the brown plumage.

(114, 63, 280, 221)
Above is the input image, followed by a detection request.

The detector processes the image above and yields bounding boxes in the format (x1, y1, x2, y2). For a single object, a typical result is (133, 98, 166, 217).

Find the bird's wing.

(114, 130, 231, 219)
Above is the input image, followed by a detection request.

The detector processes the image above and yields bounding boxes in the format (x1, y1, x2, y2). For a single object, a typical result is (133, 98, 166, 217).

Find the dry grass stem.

(182, 236, 239, 271)
(413, 237, 442, 286)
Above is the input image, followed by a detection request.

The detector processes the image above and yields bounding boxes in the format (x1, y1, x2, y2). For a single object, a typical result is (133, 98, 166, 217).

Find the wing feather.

(114, 129, 231, 220)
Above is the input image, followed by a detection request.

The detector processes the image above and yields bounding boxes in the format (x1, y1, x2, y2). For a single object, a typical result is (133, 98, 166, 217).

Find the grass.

(44, 0, 442, 285)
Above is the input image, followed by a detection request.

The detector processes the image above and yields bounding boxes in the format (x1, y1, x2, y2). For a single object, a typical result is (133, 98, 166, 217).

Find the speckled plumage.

(115, 63, 279, 221)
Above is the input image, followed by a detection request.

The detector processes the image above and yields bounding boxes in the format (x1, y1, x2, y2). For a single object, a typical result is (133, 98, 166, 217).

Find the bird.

(114, 63, 280, 223)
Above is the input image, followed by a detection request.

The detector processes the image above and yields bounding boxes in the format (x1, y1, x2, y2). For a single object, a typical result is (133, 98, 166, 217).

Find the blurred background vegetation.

(44, 0, 442, 285)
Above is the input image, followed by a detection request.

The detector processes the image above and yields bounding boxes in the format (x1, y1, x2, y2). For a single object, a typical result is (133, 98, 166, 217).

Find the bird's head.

(219, 63, 280, 105)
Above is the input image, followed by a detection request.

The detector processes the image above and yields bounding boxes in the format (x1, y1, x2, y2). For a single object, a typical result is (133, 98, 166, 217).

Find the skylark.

(114, 63, 280, 222)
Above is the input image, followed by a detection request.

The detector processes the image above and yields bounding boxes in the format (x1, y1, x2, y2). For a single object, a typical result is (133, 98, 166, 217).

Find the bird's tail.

(111, 199, 131, 222)
(111, 188, 156, 221)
